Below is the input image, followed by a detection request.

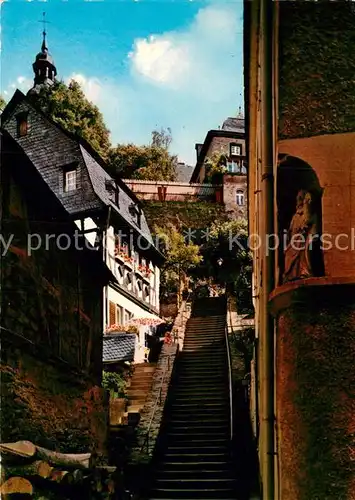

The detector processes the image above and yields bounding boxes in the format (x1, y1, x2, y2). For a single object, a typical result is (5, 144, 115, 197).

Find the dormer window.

(129, 203, 142, 228)
(105, 179, 119, 207)
(230, 143, 242, 157)
(64, 170, 77, 192)
(16, 112, 29, 137)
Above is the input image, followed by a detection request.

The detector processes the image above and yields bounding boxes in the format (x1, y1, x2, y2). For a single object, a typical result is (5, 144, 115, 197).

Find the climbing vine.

(279, 2, 355, 139)
(278, 303, 355, 500)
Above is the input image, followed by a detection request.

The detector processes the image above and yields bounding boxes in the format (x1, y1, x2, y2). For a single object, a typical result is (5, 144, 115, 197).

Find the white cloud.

(128, 3, 243, 101)
(66, 73, 102, 104)
(4, 3, 243, 164)
(129, 37, 190, 88)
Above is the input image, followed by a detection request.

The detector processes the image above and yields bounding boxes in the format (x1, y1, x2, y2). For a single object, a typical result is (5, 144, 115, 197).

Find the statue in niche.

(282, 190, 318, 284)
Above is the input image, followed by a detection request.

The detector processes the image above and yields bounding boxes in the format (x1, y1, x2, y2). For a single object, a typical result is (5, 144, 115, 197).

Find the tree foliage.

(154, 224, 202, 297)
(0, 95, 6, 112)
(28, 80, 111, 159)
(107, 128, 178, 181)
(198, 218, 253, 314)
(204, 152, 228, 182)
(102, 371, 127, 399)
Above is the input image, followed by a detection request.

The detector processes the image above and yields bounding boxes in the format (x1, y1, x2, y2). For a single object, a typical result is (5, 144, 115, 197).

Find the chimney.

(195, 143, 203, 161)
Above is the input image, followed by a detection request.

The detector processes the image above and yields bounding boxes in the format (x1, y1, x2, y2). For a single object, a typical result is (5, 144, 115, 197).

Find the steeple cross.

(38, 12, 51, 36)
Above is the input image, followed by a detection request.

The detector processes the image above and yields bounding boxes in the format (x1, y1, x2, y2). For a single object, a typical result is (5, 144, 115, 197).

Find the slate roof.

(1, 90, 156, 250)
(103, 333, 136, 363)
(175, 163, 194, 183)
(221, 117, 245, 133)
(81, 146, 154, 244)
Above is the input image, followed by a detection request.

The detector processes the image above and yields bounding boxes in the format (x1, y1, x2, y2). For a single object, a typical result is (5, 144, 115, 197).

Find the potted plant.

(105, 324, 126, 334)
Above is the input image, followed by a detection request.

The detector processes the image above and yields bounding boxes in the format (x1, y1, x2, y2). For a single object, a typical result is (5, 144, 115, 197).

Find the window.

(124, 310, 133, 325)
(227, 161, 238, 173)
(16, 112, 29, 137)
(108, 301, 123, 327)
(230, 143, 242, 156)
(129, 203, 142, 228)
(64, 170, 77, 192)
(236, 189, 245, 206)
(105, 179, 119, 207)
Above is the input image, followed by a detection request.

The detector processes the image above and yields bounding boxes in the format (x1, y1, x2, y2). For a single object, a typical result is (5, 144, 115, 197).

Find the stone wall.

(1, 167, 108, 456)
(142, 201, 229, 232)
(223, 174, 247, 219)
(0, 353, 108, 456)
(129, 300, 191, 464)
(279, 2, 355, 139)
(129, 343, 178, 464)
(207, 136, 246, 158)
(122, 179, 222, 203)
(172, 300, 192, 351)
(270, 281, 355, 500)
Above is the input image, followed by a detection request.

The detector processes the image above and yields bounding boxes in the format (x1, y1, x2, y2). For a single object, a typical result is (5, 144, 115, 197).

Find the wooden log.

(71, 469, 83, 483)
(4, 461, 53, 480)
(48, 469, 73, 485)
(0, 441, 92, 470)
(0, 477, 33, 495)
(0, 441, 36, 461)
(36, 446, 92, 470)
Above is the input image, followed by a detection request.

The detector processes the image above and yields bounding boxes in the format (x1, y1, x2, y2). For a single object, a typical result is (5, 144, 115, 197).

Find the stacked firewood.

(0, 440, 122, 499)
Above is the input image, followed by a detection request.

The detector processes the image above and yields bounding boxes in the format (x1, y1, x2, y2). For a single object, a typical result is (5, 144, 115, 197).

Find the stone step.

(153, 478, 236, 489)
(172, 386, 227, 394)
(154, 460, 233, 471)
(126, 404, 143, 413)
(133, 366, 156, 374)
(127, 389, 148, 398)
(154, 468, 234, 479)
(128, 381, 152, 391)
(149, 489, 235, 500)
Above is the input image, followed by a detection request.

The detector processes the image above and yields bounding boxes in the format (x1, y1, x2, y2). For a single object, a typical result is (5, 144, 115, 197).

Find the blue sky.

(1, 0, 244, 164)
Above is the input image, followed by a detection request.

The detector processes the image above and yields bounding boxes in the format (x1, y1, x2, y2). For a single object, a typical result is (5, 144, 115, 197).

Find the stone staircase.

(147, 297, 239, 499)
(126, 363, 157, 415)
(110, 363, 156, 426)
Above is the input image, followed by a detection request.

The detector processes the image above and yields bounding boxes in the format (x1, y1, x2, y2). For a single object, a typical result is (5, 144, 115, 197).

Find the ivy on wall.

(278, 304, 355, 500)
(279, 2, 355, 139)
(0, 363, 106, 454)
(142, 201, 229, 232)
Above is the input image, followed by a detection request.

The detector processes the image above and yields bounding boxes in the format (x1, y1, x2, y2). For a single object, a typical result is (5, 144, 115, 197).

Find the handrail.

(225, 296, 234, 441)
(140, 353, 171, 454)
(139, 291, 193, 454)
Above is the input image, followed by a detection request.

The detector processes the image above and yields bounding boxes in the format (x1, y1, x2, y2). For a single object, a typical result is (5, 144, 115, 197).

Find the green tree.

(28, 80, 111, 159)
(200, 218, 253, 314)
(107, 128, 178, 181)
(204, 151, 228, 182)
(0, 95, 6, 112)
(154, 224, 202, 304)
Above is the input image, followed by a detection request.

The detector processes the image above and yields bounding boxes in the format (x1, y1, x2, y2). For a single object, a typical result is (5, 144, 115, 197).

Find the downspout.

(260, 0, 275, 498)
(103, 206, 112, 331)
(272, 2, 280, 498)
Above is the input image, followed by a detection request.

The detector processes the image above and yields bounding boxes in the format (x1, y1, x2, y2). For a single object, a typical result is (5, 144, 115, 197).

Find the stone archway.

(277, 154, 324, 285)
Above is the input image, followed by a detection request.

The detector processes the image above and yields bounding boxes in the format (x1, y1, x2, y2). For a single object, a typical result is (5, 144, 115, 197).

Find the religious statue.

(282, 190, 318, 283)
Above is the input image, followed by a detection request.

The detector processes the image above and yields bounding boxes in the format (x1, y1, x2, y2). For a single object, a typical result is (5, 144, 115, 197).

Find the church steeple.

(29, 13, 57, 93)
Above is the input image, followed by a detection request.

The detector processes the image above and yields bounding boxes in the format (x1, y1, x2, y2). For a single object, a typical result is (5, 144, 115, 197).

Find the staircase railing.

(140, 353, 171, 454)
(225, 295, 234, 441)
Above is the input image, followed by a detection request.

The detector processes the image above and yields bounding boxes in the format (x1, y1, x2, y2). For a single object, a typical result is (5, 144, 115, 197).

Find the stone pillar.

(269, 278, 355, 500)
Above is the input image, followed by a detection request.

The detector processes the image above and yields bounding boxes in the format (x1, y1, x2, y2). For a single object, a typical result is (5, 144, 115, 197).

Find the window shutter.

(109, 301, 116, 326)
